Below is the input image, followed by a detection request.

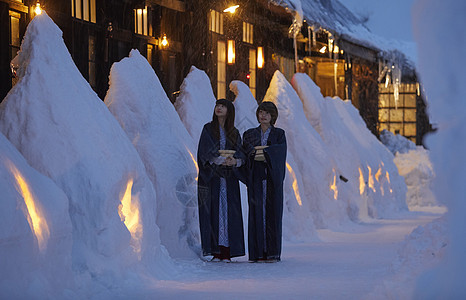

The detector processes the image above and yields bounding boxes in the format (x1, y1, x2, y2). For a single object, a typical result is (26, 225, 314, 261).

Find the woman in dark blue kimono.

(197, 99, 245, 262)
(243, 101, 286, 263)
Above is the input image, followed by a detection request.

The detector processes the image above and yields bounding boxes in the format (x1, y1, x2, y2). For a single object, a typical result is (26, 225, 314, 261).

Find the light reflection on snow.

(330, 168, 338, 200)
(286, 162, 302, 206)
(118, 178, 142, 258)
(9, 161, 50, 253)
(358, 167, 365, 195)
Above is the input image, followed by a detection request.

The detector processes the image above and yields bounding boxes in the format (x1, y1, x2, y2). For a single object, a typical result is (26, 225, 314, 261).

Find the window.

(10, 11, 21, 87)
(249, 49, 256, 98)
(88, 35, 96, 88)
(147, 44, 154, 66)
(378, 83, 417, 142)
(209, 10, 223, 34)
(243, 22, 253, 44)
(272, 54, 295, 82)
(71, 0, 96, 23)
(134, 6, 149, 36)
(217, 41, 226, 99)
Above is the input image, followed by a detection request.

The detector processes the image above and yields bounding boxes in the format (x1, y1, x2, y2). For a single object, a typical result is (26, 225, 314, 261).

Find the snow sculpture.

(263, 71, 349, 228)
(0, 13, 168, 280)
(105, 49, 200, 258)
(0, 132, 73, 299)
(292, 73, 407, 218)
(175, 66, 217, 142)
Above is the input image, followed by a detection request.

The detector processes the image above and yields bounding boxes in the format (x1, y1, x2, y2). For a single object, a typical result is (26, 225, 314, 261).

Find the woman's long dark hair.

(212, 98, 238, 144)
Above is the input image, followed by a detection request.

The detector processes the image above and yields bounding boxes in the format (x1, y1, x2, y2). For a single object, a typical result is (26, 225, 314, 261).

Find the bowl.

(219, 150, 235, 158)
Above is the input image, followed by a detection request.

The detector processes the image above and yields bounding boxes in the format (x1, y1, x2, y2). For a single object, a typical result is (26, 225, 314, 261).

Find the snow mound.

(264, 71, 349, 229)
(230, 80, 317, 242)
(394, 148, 437, 208)
(175, 66, 217, 141)
(105, 49, 200, 258)
(0, 133, 73, 299)
(380, 129, 417, 154)
(292, 73, 408, 219)
(0, 13, 170, 284)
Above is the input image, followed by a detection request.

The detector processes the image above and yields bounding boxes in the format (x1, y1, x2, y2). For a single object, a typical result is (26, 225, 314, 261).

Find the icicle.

(392, 64, 402, 109)
(308, 26, 312, 55)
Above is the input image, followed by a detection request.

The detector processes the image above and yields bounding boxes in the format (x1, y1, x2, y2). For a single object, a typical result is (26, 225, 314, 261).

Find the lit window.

(134, 6, 149, 36)
(147, 44, 154, 66)
(243, 22, 253, 44)
(71, 0, 96, 23)
(209, 10, 223, 34)
(249, 49, 256, 98)
(10, 10, 21, 87)
(217, 41, 226, 99)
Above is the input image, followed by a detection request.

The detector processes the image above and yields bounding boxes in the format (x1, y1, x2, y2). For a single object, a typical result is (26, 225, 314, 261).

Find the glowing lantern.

(160, 34, 169, 48)
(257, 47, 264, 68)
(224, 5, 239, 13)
(34, 3, 42, 15)
(227, 40, 235, 64)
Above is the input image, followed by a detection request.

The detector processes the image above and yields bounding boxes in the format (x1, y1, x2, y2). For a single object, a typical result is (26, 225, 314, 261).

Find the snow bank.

(230, 80, 317, 242)
(0, 13, 170, 286)
(412, 0, 466, 297)
(105, 49, 200, 258)
(380, 129, 417, 155)
(394, 148, 437, 208)
(291, 73, 408, 219)
(175, 66, 217, 141)
(0, 133, 73, 299)
(264, 71, 349, 229)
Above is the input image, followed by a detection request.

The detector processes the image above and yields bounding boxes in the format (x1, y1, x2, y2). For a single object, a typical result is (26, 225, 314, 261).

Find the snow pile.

(0, 133, 73, 299)
(105, 49, 200, 258)
(292, 73, 408, 219)
(264, 71, 349, 228)
(0, 13, 171, 293)
(380, 129, 417, 154)
(394, 148, 437, 208)
(412, 0, 466, 297)
(175, 66, 217, 141)
(230, 80, 317, 242)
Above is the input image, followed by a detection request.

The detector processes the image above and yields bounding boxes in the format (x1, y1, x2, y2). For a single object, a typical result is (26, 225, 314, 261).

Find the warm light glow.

(333, 45, 339, 54)
(319, 46, 327, 53)
(286, 163, 302, 206)
(375, 167, 382, 182)
(119, 178, 142, 257)
(161, 34, 169, 47)
(257, 47, 264, 68)
(186, 148, 199, 181)
(330, 168, 338, 200)
(227, 40, 235, 64)
(35, 3, 42, 15)
(368, 166, 376, 192)
(358, 167, 365, 195)
(386, 171, 393, 193)
(137, 9, 142, 15)
(223, 5, 239, 13)
(9, 161, 50, 252)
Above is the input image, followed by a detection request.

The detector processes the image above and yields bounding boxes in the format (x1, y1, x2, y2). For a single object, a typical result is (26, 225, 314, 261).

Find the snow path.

(121, 211, 441, 299)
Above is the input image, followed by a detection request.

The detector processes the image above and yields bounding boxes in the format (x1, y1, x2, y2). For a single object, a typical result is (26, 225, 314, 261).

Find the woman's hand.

(224, 157, 237, 166)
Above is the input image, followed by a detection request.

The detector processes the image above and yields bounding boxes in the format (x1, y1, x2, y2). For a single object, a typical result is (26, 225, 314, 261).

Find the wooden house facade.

(0, 0, 431, 144)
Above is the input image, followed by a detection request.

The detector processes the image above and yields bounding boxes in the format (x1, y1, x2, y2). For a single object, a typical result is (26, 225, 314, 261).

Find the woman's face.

(215, 104, 228, 118)
(258, 109, 272, 126)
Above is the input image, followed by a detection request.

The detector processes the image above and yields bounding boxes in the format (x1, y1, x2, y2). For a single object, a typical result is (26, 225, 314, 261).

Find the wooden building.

(0, 0, 431, 144)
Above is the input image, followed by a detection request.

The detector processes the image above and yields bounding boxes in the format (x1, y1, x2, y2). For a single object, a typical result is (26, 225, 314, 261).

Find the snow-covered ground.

(0, 6, 456, 298)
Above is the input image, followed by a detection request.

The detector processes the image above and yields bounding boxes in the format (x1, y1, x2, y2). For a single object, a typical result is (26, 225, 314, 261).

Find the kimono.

(197, 122, 245, 258)
(243, 125, 286, 261)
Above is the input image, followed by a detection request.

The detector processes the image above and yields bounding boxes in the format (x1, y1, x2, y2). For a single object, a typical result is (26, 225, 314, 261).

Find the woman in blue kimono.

(243, 101, 286, 262)
(197, 99, 245, 262)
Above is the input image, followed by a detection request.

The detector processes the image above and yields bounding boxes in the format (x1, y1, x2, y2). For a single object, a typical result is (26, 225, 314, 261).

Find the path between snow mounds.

(134, 211, 441, 299)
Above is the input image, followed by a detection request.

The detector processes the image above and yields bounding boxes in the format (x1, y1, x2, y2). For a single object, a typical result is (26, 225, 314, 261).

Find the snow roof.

(269, 0, 417, 66)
